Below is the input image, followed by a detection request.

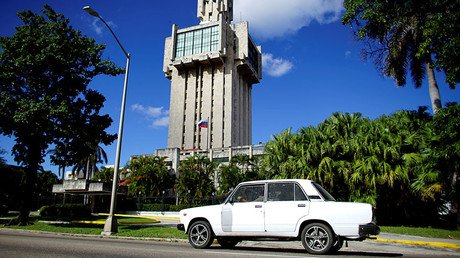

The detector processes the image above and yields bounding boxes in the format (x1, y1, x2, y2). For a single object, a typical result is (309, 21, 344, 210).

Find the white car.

(177, 179, 379, 254)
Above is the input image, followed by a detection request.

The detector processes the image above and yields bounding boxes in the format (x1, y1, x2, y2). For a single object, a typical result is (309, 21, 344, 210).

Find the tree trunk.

(426, 63, 442, 114)
(18, 161, 39, 225)
(61, 166, 65, 181)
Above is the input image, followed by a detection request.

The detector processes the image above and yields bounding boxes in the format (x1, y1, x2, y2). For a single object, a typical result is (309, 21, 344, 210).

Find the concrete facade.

(163, 0, 261, 150)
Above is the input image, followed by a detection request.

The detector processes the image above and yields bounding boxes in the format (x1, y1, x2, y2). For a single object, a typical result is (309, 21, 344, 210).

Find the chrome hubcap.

(190, 224, 209, 246)
(304, 226, 330, 251)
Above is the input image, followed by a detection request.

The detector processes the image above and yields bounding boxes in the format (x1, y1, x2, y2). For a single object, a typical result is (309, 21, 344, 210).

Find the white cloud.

(90, 18, 117, 36)
(152, 116, 170, 127)
(91, 18, 103, 35)
(131, 104, 169, 128)
(234, 0, 344, 39)
(345, 50, 352, 58)
(262, 53, 294, 77)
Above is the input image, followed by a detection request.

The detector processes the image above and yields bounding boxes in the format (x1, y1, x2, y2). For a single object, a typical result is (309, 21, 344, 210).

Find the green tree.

(125, 156, 175, 197)
(92, 166, 114, 183)
(175, 155, 215, 205)
(218, 154, 261, 195)
(0, 5, 121, 224)
(342, 0, 459, 114)
(262, 110, 443, 225)
(71, 145, 109, 180)
(35, 170, 59, 200)
(428, 103, 460, 228)
(0, 165, 23, 212)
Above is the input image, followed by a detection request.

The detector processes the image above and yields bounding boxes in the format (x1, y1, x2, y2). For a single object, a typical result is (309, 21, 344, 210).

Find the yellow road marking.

(96, 213, 180, 221)
(375, 237, 460, 249)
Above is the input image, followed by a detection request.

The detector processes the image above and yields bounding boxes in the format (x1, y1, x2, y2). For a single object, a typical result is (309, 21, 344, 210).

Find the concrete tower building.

(163, 0, 262, 150)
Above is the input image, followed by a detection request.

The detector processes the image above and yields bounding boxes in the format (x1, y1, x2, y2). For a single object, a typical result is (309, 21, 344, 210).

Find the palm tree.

(72, 145, 108, 180)
(48, 143, 73, 180)
(342, 1, 448, 114)
(383, 14, 442, 114)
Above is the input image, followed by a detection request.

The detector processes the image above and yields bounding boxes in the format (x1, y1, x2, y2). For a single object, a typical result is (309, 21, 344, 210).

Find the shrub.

(0, 205, 8, 216)
(141, 203, 198, 212)
(39, 204, 91, 220)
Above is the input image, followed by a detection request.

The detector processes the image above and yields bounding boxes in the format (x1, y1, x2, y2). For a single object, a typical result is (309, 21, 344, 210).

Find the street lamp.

(83, 6, 131, 235)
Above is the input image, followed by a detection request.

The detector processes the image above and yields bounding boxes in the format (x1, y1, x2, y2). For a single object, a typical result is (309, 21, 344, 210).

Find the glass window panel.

(268, 183, 294, 201)
(248, 39, 259, 71)
(175, 33, 185, 57)
(231, 184, 264, 203)
(294, 184, 308, 201)
(202, 27, 211, 52)
(184, 32, 193, 56)
(175, 26, 219, 58)
(193, 30, 203, 55)
(210, 26, 219, 51)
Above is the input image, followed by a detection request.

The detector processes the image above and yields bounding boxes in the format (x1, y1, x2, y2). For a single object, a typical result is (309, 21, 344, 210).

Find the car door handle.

(298, 204, 306, 207)
(255, 205, 262, 208)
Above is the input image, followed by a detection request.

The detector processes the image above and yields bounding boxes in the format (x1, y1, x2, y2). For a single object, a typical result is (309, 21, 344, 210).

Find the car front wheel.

(188, 221, 214, 249)
(301, 222, 334, 254)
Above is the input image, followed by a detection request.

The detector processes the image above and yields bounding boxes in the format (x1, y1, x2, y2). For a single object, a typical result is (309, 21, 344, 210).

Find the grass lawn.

(2, 222, 187, 239)
(381, 226, 460, 240)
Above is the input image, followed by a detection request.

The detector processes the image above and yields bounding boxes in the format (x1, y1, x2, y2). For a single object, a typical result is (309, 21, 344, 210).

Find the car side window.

(268, 183, 295, 201)
(231, 184, 264, 203)
(294, 184, 308, 201)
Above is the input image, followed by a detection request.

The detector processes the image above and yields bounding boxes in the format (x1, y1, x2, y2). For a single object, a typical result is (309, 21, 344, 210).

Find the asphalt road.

(0, 229, 459, 258)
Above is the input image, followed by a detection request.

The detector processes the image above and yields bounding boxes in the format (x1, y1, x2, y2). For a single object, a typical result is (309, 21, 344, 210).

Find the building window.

(193, 29, 203, 55)
(175, 25, 219, 58)
(248, 38, 259, 72)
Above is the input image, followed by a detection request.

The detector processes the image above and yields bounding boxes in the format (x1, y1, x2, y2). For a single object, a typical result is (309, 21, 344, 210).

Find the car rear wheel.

(188, 221, 214, 249)
(217, 237, 239, 249)
(301, 222, 334, 254)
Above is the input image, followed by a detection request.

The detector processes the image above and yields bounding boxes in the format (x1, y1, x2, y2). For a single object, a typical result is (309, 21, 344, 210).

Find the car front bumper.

(359, 223, 380, 236)
(177, 223, 185, 231)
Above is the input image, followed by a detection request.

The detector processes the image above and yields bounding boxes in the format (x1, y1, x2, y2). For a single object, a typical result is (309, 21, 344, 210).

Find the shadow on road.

(213, 246, 403, 257)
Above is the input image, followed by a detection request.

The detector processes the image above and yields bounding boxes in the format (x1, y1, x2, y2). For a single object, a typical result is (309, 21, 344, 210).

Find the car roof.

(238, 179, 313, 185)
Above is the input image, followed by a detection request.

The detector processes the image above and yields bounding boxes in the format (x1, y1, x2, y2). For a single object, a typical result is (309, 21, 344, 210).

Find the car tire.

(188, 221, 214, 249)
(330, 238, 343, 253)
(217, 237, 239, 249)
(301, 222, 334, 255)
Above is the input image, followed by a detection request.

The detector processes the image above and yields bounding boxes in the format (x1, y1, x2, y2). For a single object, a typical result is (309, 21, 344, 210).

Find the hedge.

(39, 204, 91, 220)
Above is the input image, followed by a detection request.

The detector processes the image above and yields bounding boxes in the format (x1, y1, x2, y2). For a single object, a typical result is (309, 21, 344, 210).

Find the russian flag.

(197, 119, 208, 128)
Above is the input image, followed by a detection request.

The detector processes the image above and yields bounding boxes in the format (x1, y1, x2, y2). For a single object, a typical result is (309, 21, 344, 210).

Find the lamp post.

(83, 6, 130, 235)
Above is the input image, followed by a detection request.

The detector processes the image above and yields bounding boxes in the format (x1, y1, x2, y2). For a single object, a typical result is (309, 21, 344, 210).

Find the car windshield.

(312, 182, 336, 201)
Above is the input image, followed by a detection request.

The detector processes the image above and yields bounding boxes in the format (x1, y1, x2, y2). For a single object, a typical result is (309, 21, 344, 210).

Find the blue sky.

(1, 0, 458, 173)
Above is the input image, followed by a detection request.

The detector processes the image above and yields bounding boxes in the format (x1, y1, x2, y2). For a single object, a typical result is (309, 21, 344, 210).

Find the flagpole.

(206, 116, 210, 150)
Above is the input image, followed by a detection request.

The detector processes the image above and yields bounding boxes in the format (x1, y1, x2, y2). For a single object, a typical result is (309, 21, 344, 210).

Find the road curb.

(0, 227, 188, 243)
(375, 237, 460, 250)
